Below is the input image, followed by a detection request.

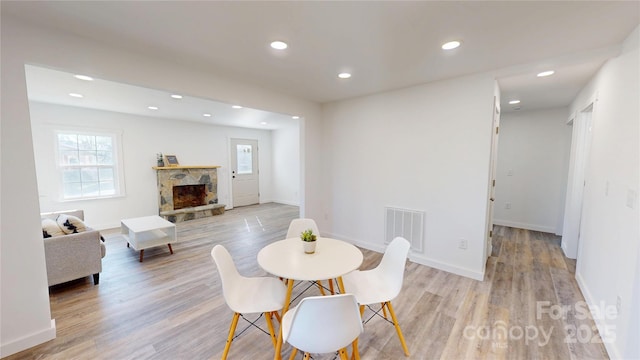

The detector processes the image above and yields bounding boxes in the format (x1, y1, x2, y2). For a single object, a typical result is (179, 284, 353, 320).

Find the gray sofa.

(41, 210, 106, 286)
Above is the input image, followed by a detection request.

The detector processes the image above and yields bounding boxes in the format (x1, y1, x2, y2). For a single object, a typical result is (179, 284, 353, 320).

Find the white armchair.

(41, 210, 106, 286)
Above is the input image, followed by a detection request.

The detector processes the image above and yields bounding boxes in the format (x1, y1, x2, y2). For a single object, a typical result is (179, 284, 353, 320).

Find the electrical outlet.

(505, 202, 511, 209)
(616, 295, 622, 315)
(458, 239, 467, 250)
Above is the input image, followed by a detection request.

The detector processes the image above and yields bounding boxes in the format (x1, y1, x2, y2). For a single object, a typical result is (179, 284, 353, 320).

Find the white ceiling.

(5, 1, 639, 123)
(24, 65, 298, 130)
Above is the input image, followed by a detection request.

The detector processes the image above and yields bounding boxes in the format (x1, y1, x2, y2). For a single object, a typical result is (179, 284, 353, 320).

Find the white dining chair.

(211, 245, 287, 360)
(282, 294, 363, 360)
(286, 218, 320, 239)
(286, 218, 334, 295)
(341, 237, 411, 357)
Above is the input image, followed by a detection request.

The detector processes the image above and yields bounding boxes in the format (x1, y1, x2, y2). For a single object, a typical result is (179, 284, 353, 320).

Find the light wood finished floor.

(6, 203, 608, 360)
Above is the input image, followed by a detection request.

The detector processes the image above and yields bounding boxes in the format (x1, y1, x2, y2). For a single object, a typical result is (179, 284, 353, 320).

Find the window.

(56, 131, 124, 200)
(236, 144, 253, 174)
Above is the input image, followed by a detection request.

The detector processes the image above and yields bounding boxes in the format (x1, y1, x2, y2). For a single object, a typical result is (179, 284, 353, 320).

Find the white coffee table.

(121, 215, 177, 262)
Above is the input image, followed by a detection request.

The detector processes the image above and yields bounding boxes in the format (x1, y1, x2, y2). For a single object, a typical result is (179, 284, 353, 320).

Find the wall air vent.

(384, 206, 424, 254)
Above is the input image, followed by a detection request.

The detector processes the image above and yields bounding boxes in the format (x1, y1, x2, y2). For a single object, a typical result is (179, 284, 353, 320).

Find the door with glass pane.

(230, 139, 259, 207)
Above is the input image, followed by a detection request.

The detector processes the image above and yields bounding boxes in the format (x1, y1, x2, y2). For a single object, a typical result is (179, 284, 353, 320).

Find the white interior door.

(230, 139, 259, 207)
(562, 104, 594, 259)
(485, 98, 501, 259)
(576, 109, 594, 260)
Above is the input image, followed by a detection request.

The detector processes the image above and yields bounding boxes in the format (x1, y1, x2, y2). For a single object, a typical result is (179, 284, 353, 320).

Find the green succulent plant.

(300, 229, 317, 242)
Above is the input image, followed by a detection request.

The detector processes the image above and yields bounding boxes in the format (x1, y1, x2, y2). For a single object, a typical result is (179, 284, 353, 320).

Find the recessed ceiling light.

(74, 74, 93, 81)
(260, 121, 268, 125)
(171, 94, 183, 99)
(148, 106, 159, 110)
(232, 105, 243, 109)
(270, 41, 288, 50)
(338, 72, 352, 79)
(441, 41, 461, 50)
(69, 93, 83, 98)
(537, 70, 555, 77)
(509, 100, 521, 105)
(292, 116, 300, 120)
(203, 113, 212, 117)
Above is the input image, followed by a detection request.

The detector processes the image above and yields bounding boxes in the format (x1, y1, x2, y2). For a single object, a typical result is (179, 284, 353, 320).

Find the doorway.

(561, 103, 594, 259)
(485, 97, 501, 260)
(230, 138, 260, 207)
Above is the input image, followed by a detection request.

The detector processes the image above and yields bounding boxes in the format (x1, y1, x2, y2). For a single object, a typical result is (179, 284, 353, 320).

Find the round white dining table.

(257, 237, 363, 360)
(257, 237, 363, 282)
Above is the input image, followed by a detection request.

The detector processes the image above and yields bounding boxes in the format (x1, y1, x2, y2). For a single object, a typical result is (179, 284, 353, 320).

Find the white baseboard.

(323, 232, 484, 281)
(0, 319, 56, 358)
(269, 199, 300, 207)
(409, 254, 485, 281)
(575, 272, 616, 359)
(493, 219, 556, 234)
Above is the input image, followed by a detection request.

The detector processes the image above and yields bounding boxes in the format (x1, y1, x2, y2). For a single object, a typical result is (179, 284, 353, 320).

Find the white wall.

(570, 26, 639, 359)
(272, 125, 300, 206)
(493, 108, 572, 234)
(321, 73, 496, 280)
(0, 16, 320, 357)
(0, 24, 56, 359)
(29, 102, 298, 229)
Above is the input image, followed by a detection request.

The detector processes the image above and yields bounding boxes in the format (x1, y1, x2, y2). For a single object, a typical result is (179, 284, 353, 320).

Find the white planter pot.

(302, 241, 317, 254)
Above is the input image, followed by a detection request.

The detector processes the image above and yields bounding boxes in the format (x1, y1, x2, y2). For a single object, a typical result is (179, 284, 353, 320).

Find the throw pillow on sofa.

(42, 218, 65, 238)
(57, 214, 87, 234)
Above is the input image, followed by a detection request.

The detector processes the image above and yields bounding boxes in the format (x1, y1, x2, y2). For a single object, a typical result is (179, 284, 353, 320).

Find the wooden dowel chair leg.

(336, 277, 346, 293)
(328, 279, 335, 294)
(288, 348, 298, 360)
(274, 327, 284, 360)
(303, 352, 311, 360)
(222, 312, 240, 360)
(339, 348, 349, 360)
(381, 302, 388, 319)
(385, 301, 410, 356)
(351, 338, 361, 360)
(265, 311, 277, 347)
(316, 280, 326, 295)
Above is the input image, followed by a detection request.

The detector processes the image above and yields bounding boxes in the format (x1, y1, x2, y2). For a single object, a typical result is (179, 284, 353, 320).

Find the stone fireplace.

(154, 166, 225, 223)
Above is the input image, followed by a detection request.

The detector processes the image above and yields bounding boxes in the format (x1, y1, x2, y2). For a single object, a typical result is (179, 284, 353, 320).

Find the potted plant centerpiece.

(300, 229, 317, 254)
